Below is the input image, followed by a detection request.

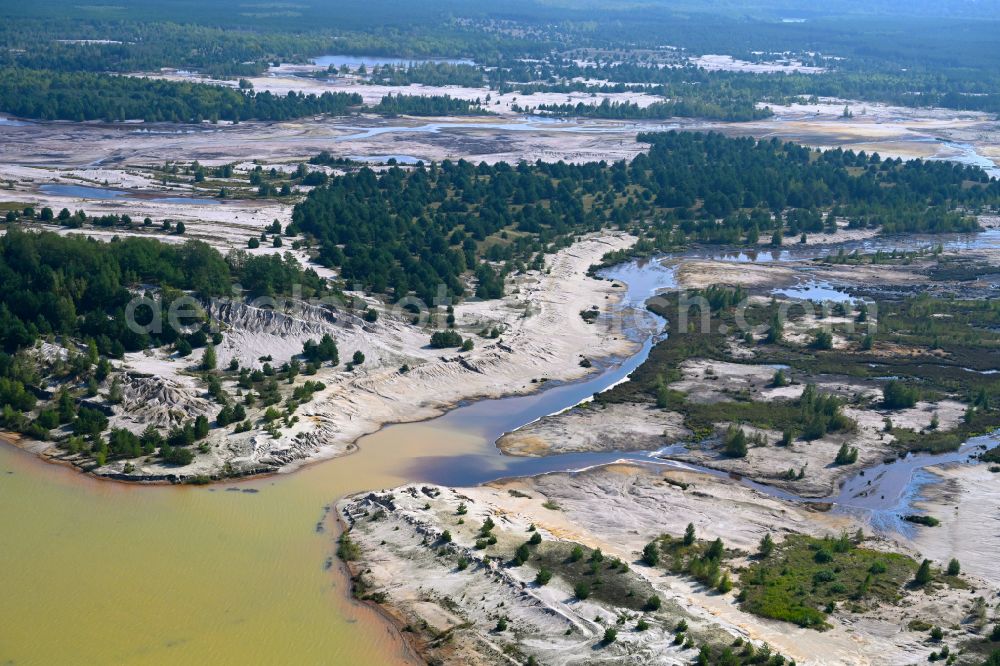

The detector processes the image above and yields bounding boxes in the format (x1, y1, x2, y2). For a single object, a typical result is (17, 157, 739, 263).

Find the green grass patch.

(532, 542, 653, 612)
(737, 534, 917, 630)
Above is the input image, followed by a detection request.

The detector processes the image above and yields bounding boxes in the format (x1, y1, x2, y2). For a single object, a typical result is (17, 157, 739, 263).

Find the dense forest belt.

(0, 22, 326, 78)
(3, 4, 1000, 115)
(0, 230, 327, 357)
(370, 93, 490, 117)
(292, 130, 999, 302)
(3, 2, 999, 84)
(703, 69, 1000, 115)
(0, 69, 488, 122)
(527, 98, 771, 123)
(0, 16, 511, 77)
(3, 7, 1000, 119)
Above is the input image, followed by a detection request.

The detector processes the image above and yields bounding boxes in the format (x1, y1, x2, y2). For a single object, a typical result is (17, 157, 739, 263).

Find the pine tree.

(835, 443, 858, 465)
(201, 344, 217, 371)
(914, 559, 933, 586)
(683, 522, 696, 546)
(723, 425, 748, 458)
(765, 313, 783, 343)
(642, 540, 660, 566)
(759, 533, 775, 558)
(194, 415, 210, 440)
(319, 334, 339, 365)
(107, 377, 123, 404)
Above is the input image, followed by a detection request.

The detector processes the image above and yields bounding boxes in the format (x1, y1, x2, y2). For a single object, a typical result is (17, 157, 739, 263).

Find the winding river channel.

(1, 231, 997, 664)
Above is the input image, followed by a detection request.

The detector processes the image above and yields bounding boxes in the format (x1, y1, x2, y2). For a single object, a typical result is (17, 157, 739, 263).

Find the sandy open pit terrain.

(498, 355, 968, 498)
(10, 198, 293, 257)
(1, 95, 996, 207)
(25, 232, 642, 479)
(906, 464, 1000, 582)
(498, 401, 689, 457)
(691, 54, 825, 74)
(339, 462, 991, 665)
(495, 241, 990, 505)
(1, 101, 995, 280)
(4, 71, 999, 664)
(10, 110, 990, 484)
(150, 69, 670, 116)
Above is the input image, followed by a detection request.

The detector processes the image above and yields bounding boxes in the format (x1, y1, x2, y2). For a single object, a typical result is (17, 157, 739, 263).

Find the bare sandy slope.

(51, 232, 639, 478)
(0, 115, 653, 175)
(756, 100, 999, 164)
(1, 99, 995, 183)
(499, 402, 689, 457)
(269, 233, 639, 471)
(905, 463, 1000, 582)
(339, 463, 984, 665)
(339, 479, 699, 666)
(675, 259, 796, 290)
(12, 200, 292, 256)
(692, 54, 825, 74)
(672, 239, 927, 295)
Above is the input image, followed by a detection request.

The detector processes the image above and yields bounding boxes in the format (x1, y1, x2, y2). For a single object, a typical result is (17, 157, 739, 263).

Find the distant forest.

(0, 70, 362, 122)
(1, 0, 999, 120)
(529, 98, 772, 123)
(0, 69, 495, 122)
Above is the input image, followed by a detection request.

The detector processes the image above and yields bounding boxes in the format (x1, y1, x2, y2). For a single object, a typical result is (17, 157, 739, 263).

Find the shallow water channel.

(1, 232, 996, 664)
(40, 183, 223, 206)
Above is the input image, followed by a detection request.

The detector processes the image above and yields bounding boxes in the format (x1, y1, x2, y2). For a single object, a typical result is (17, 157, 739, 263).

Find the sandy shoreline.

(248, 232, 642, 475)
(338, 462, 990, 665)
